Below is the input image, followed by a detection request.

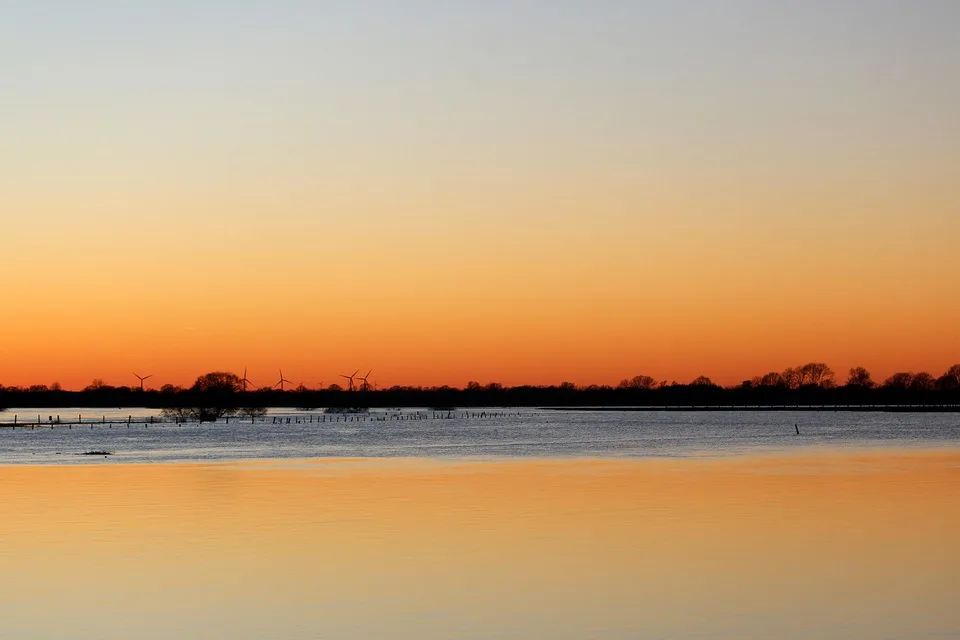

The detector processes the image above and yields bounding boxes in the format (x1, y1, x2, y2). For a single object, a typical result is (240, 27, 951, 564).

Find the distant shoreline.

(541, 405, 960, 412)
(2, 404, 959, 417)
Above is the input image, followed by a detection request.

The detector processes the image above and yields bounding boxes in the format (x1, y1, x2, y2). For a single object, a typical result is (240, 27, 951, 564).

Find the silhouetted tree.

(883, 372, 914, 390)
(938, 365, 960, 391)
(847, 367, 875, 388)
(618, 375, 657, 390)
(192, 372, 243, 394)
(936, 373, 959, 391)
(781, 368, 802, 389)
(800, 362, 834, 387)
(756, 372, 786, 387)
(910, 372, 936, 391)
(161, 371, 244, 422)
(690, 376, 716, 387)
(84, 379, 111, 392)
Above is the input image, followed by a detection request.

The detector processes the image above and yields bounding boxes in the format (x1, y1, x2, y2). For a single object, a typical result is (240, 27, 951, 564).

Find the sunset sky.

(2, 1, 958, 390)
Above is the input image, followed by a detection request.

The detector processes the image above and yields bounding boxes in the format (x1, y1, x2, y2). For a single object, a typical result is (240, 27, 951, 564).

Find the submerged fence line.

(2, 404, 959, 430)
(0, 410, 522, 429)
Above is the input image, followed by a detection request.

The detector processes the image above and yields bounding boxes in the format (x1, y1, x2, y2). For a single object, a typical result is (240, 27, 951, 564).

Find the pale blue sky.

(4, 1, 957, 189)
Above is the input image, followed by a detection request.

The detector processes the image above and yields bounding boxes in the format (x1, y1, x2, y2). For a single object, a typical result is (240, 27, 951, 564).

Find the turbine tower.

(276, 369, 293, 392)
(240, 368, 255, 392)
(340, 370, 359, 392)
(133, 372, 153, 392)
(358, 370, 372, 392)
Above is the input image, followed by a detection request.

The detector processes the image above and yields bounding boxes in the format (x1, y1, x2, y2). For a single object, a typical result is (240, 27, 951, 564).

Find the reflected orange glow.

(1, 453, 958, 638)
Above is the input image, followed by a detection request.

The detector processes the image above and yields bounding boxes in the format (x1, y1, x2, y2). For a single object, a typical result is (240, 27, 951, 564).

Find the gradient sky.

(2, 1, 958, 389)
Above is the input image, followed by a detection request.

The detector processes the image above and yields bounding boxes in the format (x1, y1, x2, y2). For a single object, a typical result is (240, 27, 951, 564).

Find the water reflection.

(1, 453, 958, 639)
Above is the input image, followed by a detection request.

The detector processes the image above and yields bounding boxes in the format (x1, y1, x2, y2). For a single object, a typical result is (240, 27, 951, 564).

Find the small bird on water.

(795, 424, 800, 435)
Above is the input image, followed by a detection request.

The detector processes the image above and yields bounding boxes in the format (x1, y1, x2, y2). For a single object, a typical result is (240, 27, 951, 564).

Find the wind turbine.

(240, 368, 255, 392)
(276, 369, 293, 392)
(358, 370, 372, 392)
(340, 370, 359, 392)
(133, 373, 153, 392)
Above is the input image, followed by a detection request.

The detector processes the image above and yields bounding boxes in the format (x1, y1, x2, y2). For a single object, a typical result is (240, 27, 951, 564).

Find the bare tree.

(757, 372, 786, 387)
(84, 379, 113, 392)
(161, 372, 245, 422)
(781, 368, 802, 389)
(940, 364, 960, 390)
(948, 364, 960, 380)
(618, 375, 657, 390)
(883, 372, 914, 389)
(192, 372, 243, 393)
(800, 362, 834, 387)
(910, 372, 936, 391)
(846, 367, 875, 388)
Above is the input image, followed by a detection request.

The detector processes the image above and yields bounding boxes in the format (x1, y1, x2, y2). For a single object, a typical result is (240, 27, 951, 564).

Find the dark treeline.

(2, 364, 959, 413)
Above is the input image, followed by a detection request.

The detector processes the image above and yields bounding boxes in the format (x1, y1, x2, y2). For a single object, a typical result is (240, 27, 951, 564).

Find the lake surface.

(0, 408, 958, 463)
(2, 410, 958, 638)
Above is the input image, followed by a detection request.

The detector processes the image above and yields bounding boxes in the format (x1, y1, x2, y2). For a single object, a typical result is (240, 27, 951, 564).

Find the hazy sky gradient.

(3, 1, 958, 388)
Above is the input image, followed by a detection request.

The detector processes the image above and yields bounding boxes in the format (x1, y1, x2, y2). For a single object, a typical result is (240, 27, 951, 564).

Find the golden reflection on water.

(1, 452, 958, 639)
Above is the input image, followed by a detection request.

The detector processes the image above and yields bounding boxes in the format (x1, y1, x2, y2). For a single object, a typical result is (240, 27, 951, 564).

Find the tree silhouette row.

(2, 363, 958, 411)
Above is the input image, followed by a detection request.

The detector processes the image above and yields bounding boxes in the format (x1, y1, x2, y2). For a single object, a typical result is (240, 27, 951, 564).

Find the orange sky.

(2, 3, 958, 390)
(3, 174, 958, 390)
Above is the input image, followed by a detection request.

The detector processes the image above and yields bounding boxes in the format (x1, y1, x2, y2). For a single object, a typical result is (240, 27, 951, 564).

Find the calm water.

(1, 408, 958, 463)
(2, 410, 958, 638)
